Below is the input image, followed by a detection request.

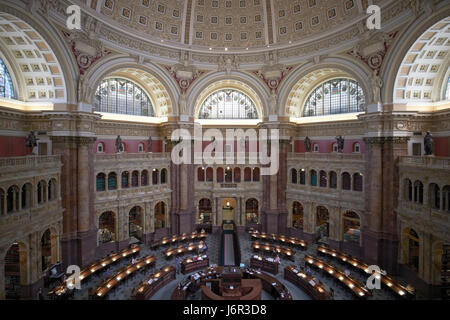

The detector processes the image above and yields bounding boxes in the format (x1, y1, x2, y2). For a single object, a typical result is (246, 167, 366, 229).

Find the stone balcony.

(0, 155, 62, 179)
(399, 156, 450, 171)
(287, 152, 365, 163)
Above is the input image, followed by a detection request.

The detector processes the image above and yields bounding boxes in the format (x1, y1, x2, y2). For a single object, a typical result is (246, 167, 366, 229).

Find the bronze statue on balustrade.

(424, 131, 434, 156)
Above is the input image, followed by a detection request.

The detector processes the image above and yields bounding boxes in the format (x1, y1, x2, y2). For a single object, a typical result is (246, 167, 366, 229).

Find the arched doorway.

(342, 211, 361, 244)
(245, 198, 259, 224)
(222, 198, 235, 222)
(404, 228, 420, 272)
(315, 206, 329, 243)
(154, 202, 166, 229)
(292, 202, 304, 230)
(4, 242, 27, 300)
(98, 211, 115, 244)
(129, 206, 143, 241)
(198, 199, 212, 224)
(41, 229, 58, 272)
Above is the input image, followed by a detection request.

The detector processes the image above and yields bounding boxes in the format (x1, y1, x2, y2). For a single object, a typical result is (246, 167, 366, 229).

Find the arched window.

(131, 171, 139, 187)
(246, 199, 259, 224)
(96, 173, 106, 191)
(343, 211, 361, 244)
(342, 172, 351, 190)
(152, 169, 159, 185)
(353, 173, 363, 192)
(244, 167, 252, 182)
(198, 167, 205, 182)
(292, 202, 303, 230)
(206, 167, 213, 182)
(404, 179, 412, 201)
(37, 181, 46, 205)
(353, 143, 361, 153)
(329, 171, 337, 189)
(217, 168, 224, 183)
(291, 168, 297, 184)
(129, 206, 143, 240)
(94, 78, 155, 116)
(97, 142, 105, 153)
(198, 88, 259, 119)
(225, 167, 233, 183)
(41, 229, 52, 271)
(303, 78, 365, 117)
(141, 170, 148, 186)
(0, 58, 15, 99)
(299, 169, 306, 185)
(161, 169, 167, 184)
(253, 168, 260, 182)
(319, 170, 327, 188)
(445, 76, 449, 100)
(98, 212, 115, 244)
(121, 172, 129, 188)
(21, 183, 32, 209)
(48, 179, 57, 201)
(138, 143, 144, 153)
(429, 183, 440, 209)
(332, 143, 338, 153)
(0, 188, 5, 215)
(414, 181, 423, 204)
(198, 199, 212, 224)
(154, 202, 166, 229)
(406, 229, 420, 272)
(443, 186, 450, 212)
(7, 186, 19, 213)
(108, 172, 117, 190)
(310, 170, 317, 186)
(234, 167, 241, 183)
(313, 144, 319, 152)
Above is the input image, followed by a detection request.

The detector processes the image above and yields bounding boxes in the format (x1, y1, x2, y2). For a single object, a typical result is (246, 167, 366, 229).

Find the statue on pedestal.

(424, 131, 434, 156)
(336, 135, 345, 153)
(115, 135, 123, 153)
(25, 131, 38, 155)
(304, 136, 312, 152)
(147, 136, 153, 153)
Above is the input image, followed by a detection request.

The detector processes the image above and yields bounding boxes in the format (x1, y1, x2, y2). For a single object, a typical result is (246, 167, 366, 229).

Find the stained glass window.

(303, 78, 365, 117)
(446, 76, 450, 100)
(198, 88, 258, 119)
(0, 58, 15, 99)
(94, 78, 155, 116)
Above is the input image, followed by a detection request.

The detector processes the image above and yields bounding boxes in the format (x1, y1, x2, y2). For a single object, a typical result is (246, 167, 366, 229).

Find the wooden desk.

(181, 255, 210, 274)
(250, 255, 279, 275)
(201, 279, 262, 300)
(150, 232, 207, 250)
(90, 255, 155, 299)
(47, 245, 141, 299)
(132, 266, 176, 300)
(284, 266, 331, 300)
(251, 241, 295, 261)
(164, 241, 207, 259)
(317, 245, 415, 299)
(304, 254, 370, 299)
(250, 232, 307, 250)
(242, 268, 292, 300)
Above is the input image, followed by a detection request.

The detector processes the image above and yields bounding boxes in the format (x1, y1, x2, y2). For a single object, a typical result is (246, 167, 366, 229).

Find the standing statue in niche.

(116, 135, 123, 153)
(336, 136, 345, 153)
(304, 136, 312, 152)
(424, 131, 434, 156)
(25, 131, 38, 155)
(147, 136, 153, 153)
(371, 70, 383, 104)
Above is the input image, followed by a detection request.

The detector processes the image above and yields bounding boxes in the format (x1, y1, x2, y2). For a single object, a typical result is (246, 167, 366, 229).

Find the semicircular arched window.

(198, 89, 259, 119)
(94, 78, 155, 117)
(0, 58, 15, 99)
(445, 76, 450, 100)
(302, 78, 365, 117)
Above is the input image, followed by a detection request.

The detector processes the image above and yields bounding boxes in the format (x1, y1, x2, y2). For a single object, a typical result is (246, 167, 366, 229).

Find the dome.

(87, 0, 364, 53)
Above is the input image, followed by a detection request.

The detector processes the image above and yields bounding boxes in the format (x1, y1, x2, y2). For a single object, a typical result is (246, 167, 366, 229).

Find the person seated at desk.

(275, 255, 280, 264)
(344, 269, 350, 277)
(306, 266, 312, 277)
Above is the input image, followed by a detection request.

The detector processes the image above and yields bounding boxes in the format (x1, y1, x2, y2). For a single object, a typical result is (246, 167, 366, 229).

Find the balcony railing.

(0, 155, 61, 169)
(399, 156, 450, 170)
(95, 152, 170, 162)
(288, 152, 365, 162)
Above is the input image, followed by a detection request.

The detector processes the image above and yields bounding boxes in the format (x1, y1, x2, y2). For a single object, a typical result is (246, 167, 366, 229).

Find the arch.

(107, 172, 117, 190)
(402, 228, 420, 272)
(97, 142, 105, 153)
(225, 167, 233, 183)
(245, 198, 259, 224)
(404, 178, 413, 201)
(291, 168, 298, 184)
(205, 167, 213, 182)
(152, 169, 159, 185)
(188, 72, 269, 118)
(315, 206, 329, 242)
(129, 206, 144, 241)
(299, 168, 306, 185)
(217, 167, 224, 183)
(36, 180, 46, 204)
(310, 170, 317, 186)
(252, 167, 260, 182)
(96, 173, 106, 192)
(233, 167, 241, 183)
(353, 173, 363, 192)
(7, 185, 19, 213)
(98, 211, 116, 244)
(342, 172, 351, 190)
(429, 183, 441, 209)
(280, 59, 371, 117)
(141, 170, 149, 186)
(41, 228, 58, 272)
(154, 201, 166, 230)
(0, 57, 15, 99)
(4, 241, 28, 299)
(138, 142, 144, 153)
(0, 188, 5, 215)
(198, 167, 205, 182)
(443, 185, 450, 212)
(131, 170, 139, 187)
(121, 171, 130, 188)
(198, 198, 212, 224)
(244, 167, 252, 182)
(161, 168, 167, 184)
(319, 170, 327, 188)
(292, 201, 304, 230)
(329, 171, 337, 189)
(414, 180, 424, 204)
(342, 211, 361, 244)
(21, 183, 32, 210)
(353, 142, 361, 153)
(48, 178, 57, 201)
(84, 57, 177, 116)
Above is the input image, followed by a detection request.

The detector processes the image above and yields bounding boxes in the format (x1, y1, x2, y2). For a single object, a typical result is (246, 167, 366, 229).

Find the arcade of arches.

(0, 0, 449, 300)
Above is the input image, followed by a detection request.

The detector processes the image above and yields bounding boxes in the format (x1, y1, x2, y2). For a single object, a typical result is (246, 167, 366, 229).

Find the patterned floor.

(49, 231, 418, 300)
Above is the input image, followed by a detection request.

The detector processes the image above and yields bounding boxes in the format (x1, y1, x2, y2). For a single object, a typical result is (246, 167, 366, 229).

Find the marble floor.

(49, 231, 420, 300)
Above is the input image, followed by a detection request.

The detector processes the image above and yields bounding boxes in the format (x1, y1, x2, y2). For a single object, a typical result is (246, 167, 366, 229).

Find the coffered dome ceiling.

(77, 0, 383, 53)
